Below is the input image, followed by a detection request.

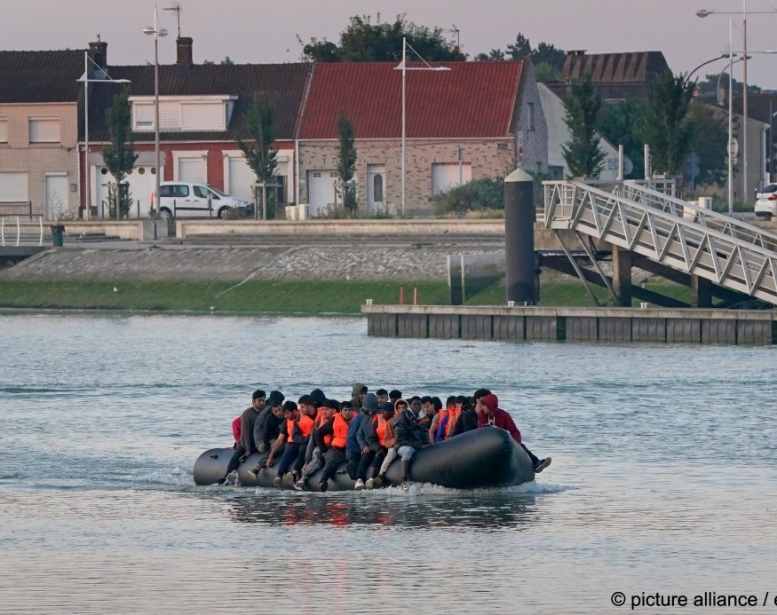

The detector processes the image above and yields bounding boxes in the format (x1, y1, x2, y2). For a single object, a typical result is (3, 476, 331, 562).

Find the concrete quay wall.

(363, 305, 777, 345)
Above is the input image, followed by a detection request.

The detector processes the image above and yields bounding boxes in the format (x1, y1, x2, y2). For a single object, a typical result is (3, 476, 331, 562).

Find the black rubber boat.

(193, 427, 535, 490)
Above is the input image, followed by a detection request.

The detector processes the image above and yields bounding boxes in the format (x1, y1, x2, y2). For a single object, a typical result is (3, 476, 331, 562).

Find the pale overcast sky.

(3, 0, 777, 88)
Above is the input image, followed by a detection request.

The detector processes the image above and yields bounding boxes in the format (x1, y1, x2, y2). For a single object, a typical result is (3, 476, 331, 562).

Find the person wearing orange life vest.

(372, 398, 408, 488)
(269, 398, 316, 487)
(364, 402, 396, 489)
(433, 396, 457, 443)
(294, 398, 338, 491)
(315, 401, 354, 492)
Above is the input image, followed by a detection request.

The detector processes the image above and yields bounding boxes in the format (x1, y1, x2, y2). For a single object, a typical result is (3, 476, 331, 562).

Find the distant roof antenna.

(164, 3, 182, 38)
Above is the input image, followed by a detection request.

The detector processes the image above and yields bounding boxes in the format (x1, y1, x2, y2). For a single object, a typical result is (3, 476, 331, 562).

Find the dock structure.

(362, 305, 777, 345)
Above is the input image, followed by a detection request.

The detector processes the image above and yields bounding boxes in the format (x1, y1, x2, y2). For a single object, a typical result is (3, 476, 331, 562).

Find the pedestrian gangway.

(0, 216, 44, 247)
(543, 180, 777, 305)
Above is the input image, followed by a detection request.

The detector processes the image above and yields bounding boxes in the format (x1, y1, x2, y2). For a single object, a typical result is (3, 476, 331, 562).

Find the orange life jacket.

(373, 415, 389, 447)
(330, 412, 350, 448)
(298, 414, 314, 439)
(445, 408, 461, 439)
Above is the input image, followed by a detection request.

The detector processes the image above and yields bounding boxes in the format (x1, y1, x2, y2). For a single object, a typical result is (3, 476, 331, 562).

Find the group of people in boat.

(221, 384, 551, 491)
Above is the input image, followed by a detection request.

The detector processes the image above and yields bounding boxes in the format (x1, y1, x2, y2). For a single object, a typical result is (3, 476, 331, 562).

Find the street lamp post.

(143, 7, 168, 216)
(80, 51, 130, 220)
(394, 37, 451, 216)
(698, 3, 777, 208)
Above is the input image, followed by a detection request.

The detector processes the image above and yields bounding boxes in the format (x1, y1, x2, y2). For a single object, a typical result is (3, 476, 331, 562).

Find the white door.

(432, 163, 472, 196)
(307, 170, 338, 216)
(45, 174, 69, 220)
(367, 166, 386, 214)
(178, 157, 207, 184)
(227, 156, 256, 202)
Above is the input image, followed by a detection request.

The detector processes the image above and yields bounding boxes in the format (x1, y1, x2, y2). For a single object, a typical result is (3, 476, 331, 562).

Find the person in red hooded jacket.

(478, 393, 551, 473)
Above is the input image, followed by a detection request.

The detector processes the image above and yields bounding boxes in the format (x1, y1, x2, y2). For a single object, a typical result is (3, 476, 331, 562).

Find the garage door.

(227, 156, 256, 202)
(0, 172, 28, 203)
(307, 170, 339, 216)
(432, 163, 472, 196)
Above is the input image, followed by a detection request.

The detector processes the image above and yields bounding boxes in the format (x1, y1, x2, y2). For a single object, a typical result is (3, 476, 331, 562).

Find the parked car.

(754, 183, 777, 219)
(157, 182, 252, 219)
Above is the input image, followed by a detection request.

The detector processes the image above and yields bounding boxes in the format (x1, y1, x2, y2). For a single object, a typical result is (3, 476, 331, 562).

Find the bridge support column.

(612, 245, 633, 307)
(691, 275, 713, 308)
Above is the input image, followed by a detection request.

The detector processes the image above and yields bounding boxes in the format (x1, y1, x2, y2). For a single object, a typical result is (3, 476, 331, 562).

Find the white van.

(157, 182, 252, 219)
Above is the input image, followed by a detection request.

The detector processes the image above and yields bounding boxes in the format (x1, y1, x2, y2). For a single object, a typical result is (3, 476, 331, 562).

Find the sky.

(3, 0, 777, 89)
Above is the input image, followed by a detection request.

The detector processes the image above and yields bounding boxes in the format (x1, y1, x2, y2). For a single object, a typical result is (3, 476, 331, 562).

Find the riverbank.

(0, 244, 695, 313)
(0, 278, 691, 313)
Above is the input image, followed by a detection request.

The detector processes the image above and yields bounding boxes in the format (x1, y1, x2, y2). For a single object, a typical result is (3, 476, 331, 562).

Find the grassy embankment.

(0, 277, 692, 313)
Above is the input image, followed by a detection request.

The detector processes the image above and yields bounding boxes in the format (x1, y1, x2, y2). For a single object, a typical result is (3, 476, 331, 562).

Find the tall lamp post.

(394, 37, 451, 216)
(698, 3, 777, 207)
(143, 7, 168, 216)
(81, 51, 130, 220)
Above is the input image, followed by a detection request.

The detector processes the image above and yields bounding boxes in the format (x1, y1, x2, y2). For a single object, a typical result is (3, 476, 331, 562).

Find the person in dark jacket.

(478, 393, 551, 473)
(354, 393, 380, 489)
(248, 398, 284, 478)
(452, 396, 479, 436)
(393, 400, 430, 491)
(252, 390, 285, 454)
(218, 389, 265, 484)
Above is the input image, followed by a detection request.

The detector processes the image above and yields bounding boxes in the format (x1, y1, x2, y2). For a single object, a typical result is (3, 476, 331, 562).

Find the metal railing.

(543, 180, 777, 304)
(0, 216, 44, 247)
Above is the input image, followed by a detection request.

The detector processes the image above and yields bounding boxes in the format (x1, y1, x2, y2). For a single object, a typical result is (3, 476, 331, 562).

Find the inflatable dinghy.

(193, 427, 535, 490)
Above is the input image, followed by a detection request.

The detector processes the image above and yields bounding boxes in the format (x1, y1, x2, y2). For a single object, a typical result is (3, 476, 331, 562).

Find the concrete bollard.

(504, 168, 535, 304)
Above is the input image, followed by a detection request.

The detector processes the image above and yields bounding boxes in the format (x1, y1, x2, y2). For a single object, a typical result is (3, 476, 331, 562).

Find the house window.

(0, 119, 8, 143)
(29, 118, 61, 143)
(527, 103, 535, 132)
(373, 174, 383, 202)
(0, 172, 28, 202)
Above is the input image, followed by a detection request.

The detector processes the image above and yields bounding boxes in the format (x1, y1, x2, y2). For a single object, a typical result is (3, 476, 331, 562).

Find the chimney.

(176, 37, 194, 68)
(88, 36, 108, 70)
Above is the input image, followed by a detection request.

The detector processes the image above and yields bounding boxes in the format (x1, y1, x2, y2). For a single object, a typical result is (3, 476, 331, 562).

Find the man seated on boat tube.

(478, 393, 551, 473)
(218, 389, 265, 484)
(393, 398, 432, 491)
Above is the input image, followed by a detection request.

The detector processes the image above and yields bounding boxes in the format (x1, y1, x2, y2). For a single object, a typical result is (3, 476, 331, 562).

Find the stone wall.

(0, 245, 504, 283)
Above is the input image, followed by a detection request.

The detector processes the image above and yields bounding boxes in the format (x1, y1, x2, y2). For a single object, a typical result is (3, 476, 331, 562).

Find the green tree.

(101, 87, 138, 219)
(600, 101, 644, 179)
(335, 112, 357, 214)
(561, 75, 606, 178)
(532, 42, 565, 72)
(220, 56, 234, 66)
(534, 61, 561, 83)
(431, 177, 504, 216)
(686, 103, 728, 187)
(301, 15, 465, 62)
(237, 93, 278, 219)
(641, 69, 695, 176)
(475, 49, 506, 62)
(506, 34, 532, 60)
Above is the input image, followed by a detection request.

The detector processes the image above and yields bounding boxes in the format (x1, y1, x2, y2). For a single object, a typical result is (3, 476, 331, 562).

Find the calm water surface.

(1, 313, 776, 614)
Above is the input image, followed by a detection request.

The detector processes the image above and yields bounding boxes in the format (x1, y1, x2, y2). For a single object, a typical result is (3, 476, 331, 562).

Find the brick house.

(0, 50, 82, 219)
(83, 38, 310, 217)
(297, 60, 547, 216)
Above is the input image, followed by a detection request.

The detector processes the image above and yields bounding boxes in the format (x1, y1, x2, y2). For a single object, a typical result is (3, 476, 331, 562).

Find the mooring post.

(504, 168, 535, 304)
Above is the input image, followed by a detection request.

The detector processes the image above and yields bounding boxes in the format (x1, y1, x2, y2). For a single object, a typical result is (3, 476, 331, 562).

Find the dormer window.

(130, 95, 236, 132)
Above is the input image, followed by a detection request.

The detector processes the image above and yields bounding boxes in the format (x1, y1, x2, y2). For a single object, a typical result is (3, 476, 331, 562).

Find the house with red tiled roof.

(297, 60, 547, 215)
(0, 49, 83, 219)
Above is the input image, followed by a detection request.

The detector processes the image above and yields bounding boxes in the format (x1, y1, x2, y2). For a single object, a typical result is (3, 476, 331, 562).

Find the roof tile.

(299, 61, 523, 139)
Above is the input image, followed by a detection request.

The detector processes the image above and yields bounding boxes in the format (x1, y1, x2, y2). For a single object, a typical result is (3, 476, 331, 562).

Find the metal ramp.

(543, 180, 777, 305)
